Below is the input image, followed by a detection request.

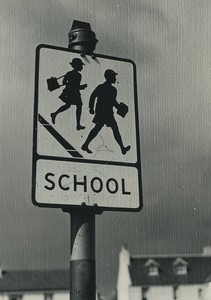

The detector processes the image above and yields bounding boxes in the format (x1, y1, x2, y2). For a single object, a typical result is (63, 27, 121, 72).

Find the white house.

(117, 246, 211, 300)
(0, 268, 100, 300)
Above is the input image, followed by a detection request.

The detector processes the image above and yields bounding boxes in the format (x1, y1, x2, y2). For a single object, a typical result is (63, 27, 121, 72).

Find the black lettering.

(44, 173, 55, 190)
(74, 175, 87, 192)
(122, 178, 131, 195)
(59, 174, 70, 191)
(91, 177, 103, 193)
(106, 178, 118, 194)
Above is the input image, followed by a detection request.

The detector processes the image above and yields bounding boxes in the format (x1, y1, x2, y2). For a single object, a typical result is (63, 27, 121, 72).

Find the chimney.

(202, 246, 211, 256)
(117, 246, 131, 300)
(119, 245, 130, 267)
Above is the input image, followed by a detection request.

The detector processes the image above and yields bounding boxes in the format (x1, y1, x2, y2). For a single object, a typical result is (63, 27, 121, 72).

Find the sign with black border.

(32, 44, 142, 211)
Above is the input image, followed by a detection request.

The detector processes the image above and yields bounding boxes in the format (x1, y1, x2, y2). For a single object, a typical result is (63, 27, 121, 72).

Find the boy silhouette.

(81, 69, 130, 155)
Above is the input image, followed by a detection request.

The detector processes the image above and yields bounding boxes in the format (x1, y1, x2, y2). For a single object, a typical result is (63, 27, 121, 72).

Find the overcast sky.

(1, 0, 211, 297)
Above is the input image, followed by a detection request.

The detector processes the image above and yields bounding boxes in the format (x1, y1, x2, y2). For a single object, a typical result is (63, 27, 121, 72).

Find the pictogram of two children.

(50, 58, 130, 155)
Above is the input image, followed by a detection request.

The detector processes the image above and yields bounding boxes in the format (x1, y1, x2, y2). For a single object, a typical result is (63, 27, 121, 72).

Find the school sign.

(32, 44, 142, 211)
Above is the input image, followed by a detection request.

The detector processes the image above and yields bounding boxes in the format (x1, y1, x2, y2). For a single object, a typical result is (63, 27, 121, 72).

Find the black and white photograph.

(0, 1, 211, 300)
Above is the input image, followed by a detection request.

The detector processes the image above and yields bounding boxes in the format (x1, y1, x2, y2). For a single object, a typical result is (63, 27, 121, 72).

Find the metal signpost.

(32, 20, 142, 300)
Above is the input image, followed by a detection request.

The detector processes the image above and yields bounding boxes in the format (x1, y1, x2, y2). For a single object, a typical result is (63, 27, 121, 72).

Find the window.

(147, 265, 159, 276)
(142, 287, 148, 300)
(44, 294, 53, 300)
(175, 264, 187, 275)
(173, 286, 178, 300)
(173, 258, 188, 275)
(145, 259, 160, 276)
(198, 288, 202, 299)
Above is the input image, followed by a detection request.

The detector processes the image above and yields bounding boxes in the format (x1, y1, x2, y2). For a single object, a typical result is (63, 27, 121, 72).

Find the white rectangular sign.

(32, 44, 142, 211)
(36, 160, 139, 209)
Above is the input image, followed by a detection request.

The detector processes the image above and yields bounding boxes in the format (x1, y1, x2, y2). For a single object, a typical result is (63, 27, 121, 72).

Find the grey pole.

(65, 20, 98, 300)
(70, 211, 96, 300)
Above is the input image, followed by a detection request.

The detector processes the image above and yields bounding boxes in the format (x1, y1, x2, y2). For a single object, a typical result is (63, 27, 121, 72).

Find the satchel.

(47, 77, 60, 91)
(47, 74, 65, 92)
(117, 102, 129, 118)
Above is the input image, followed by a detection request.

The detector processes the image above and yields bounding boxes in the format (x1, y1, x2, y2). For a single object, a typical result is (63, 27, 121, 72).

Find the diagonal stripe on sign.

(38, 114, 84, 158)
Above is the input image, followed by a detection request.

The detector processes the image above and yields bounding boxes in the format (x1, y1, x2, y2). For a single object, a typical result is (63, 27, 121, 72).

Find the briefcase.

(47, 77, 60, 91)
(117, 102, 129, 118)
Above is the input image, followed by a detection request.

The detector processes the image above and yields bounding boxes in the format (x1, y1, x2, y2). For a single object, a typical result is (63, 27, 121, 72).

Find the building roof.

(0, 269, 69, 293)
(129, 255, 211, 286)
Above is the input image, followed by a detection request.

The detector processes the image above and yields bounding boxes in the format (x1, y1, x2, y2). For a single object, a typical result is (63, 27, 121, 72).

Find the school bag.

(117, 102, 129, 118)
(47, 74, 65, 92)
